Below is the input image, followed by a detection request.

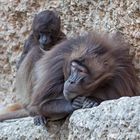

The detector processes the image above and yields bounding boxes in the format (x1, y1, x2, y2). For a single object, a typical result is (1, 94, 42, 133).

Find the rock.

(0, 117, 67, 140)
(0, 97, 140, 140)
(69, 96, 140, 140)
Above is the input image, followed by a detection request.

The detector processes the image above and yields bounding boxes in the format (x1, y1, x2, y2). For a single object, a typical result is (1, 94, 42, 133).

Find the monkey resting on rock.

(0, 31, 139, 126)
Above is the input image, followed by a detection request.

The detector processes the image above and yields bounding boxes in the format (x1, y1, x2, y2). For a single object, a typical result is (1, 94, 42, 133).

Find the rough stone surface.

(0, 97, 140, 140)
(0, 0, 140, 104)
(69, 97, 140, 140)
(0, 117, 68, 140)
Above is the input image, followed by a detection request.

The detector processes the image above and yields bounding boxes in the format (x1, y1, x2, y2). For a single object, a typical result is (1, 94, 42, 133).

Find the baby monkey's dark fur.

(16, 10, 66, 69)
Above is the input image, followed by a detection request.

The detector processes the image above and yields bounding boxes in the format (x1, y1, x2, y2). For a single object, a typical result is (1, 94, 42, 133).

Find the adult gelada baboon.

(0, 32, 139, 125)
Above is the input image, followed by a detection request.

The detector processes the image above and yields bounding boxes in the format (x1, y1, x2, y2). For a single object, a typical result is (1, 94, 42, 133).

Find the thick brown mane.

(32, 32, 140, 105)
(70, 33, 140, 99)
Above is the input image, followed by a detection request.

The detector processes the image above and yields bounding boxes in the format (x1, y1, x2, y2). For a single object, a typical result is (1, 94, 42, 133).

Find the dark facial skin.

(64, 61, 89, 100)
(39, 32, 51, 49)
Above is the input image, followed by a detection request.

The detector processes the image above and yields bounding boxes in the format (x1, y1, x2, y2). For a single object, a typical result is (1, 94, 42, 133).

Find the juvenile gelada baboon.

(16, 10, 66, 69)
